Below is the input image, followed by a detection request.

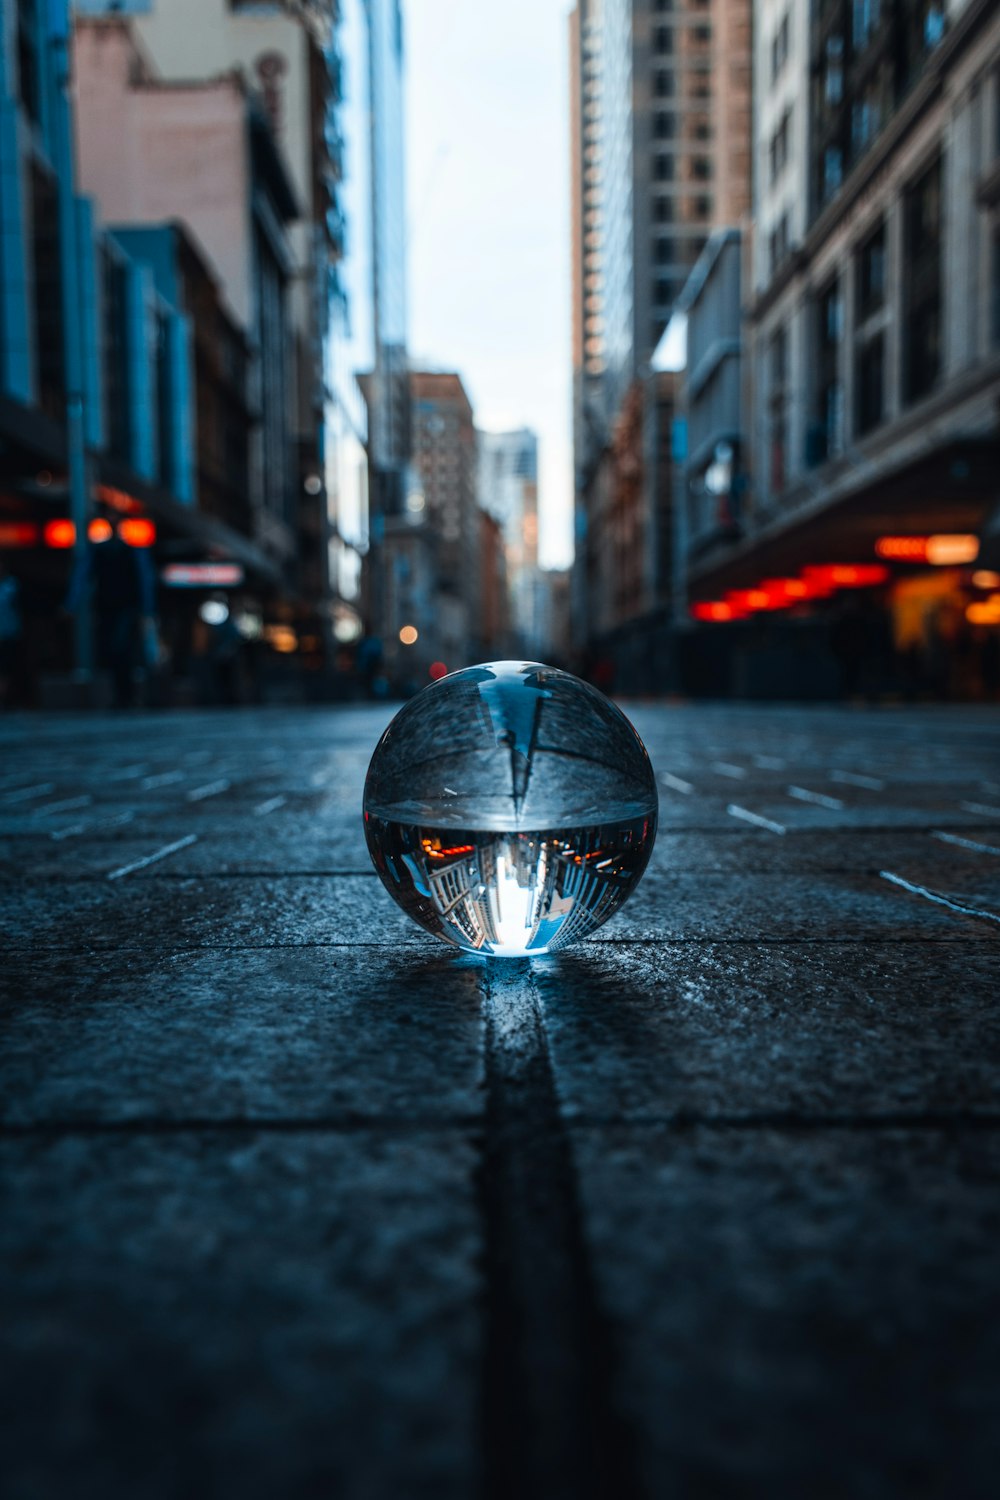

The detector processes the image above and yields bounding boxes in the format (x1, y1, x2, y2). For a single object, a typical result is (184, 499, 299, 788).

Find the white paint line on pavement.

(35, 795, 94, 816)
(830, 769, 884, 790)
(141, 771, 185, 790)
(0, 782, 55, 805)
(187, 778, 231, 802)
(753, 755, 786, 770)
(712, 762, 746, 779)
(960, 801, 1000, 819)
(51, 809, 136, 841)
(107, 834, 197, 881)
(931, 831, 1000, 857)
(787, 785, 845, 810)
(659, 773, 693, 794)
(727, 804, 786, 835)
(880, 870, 1000, 927)
(254, 795, 287, 816)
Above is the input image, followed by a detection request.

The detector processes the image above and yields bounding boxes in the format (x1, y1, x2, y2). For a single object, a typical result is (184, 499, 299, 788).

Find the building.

(686, 0, 1000, 697)
(568, 0, 752, 677)
(410, 370, 479, 670)
(478, 427, 542, 656)
(73, 16, 300, 559)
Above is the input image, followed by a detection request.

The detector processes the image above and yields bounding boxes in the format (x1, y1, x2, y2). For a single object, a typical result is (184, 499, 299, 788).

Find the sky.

(404, 0, 574, 571)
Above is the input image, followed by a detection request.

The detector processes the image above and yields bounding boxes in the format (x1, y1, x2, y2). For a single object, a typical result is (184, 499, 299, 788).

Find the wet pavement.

(1, 702, 999, 1499)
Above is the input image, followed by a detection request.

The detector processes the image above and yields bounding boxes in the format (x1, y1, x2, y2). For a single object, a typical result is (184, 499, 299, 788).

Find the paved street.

(2, 701, 999, 1499)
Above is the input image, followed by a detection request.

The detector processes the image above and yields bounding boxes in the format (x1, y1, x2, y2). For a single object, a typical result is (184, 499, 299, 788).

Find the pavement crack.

(477, 965, 642, 1500)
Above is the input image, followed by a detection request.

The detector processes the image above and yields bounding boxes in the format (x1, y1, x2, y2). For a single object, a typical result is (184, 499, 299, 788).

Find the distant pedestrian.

(0, 560, 23, 709)
(65, 522, 157, 707)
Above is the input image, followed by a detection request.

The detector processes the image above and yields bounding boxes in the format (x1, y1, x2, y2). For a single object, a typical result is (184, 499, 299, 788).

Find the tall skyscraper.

(409, 370, 479, 668)
(479, 428, 541, 655)
(569, 0, 751, 672)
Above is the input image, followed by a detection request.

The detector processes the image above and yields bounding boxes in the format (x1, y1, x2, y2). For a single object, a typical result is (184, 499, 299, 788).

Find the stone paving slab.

(569, 1126, 1000, 1500)
(1, 948, 482, 1126)
(0, 1130, 481, 1500)
(535, 943, 1000, 1119)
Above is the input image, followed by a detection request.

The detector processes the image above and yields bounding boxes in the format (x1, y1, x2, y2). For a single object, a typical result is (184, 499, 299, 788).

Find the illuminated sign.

(0, 522, 40, 548)
(875, 534, 980, 565)
(161, 563, 245, 587)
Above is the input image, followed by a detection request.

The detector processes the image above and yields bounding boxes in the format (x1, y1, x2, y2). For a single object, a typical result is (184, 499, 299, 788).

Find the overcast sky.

(405, 0, 574, 570)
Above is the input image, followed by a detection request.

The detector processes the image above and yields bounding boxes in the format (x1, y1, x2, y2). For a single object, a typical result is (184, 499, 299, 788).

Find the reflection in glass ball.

(363, 661, 658, 957)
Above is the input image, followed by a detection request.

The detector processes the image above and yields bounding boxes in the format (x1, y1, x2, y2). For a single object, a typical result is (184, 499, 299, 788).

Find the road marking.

(879, 870, 1000, 926)
(787, 785, 845, 810)
(753, 755, 786, 770)
(255, 795, 287, 816)
(931, 831, 1000, 857)
(52, 810, 135, 842)
(118, 764, 149, 779)
(108, 834, 197, 881)
(187, 778, 231, 802)
(0, 782, 55, 804)
(830, 770, 884, 790)
(35, 795, 93, 816)
(659, 773, 693, 794)
(712, 762, 746, 779)
(960, 801, 1000, 819)
(141, 771, 185, 789)
(727, 804, 786, 834)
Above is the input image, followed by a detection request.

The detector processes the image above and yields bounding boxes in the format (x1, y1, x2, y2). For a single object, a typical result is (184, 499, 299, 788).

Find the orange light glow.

(429, 661, 448, 680)
(399, 624, 419, 646)
(762, 578, 809, 602)
(264, 624, 298, 653)
(0, 521, 39, 548)
(876, 534, 980, 566)
(966, 600, 1000, 626)
(95, 484, 142, 514)
(926, 534, 979, 566)
(972, 571, 1000, 590)
(118, 517, 156, 548)
(438, 845, 475, 857)
(87, 517, 113, 543)
(43, 519, 76, 549)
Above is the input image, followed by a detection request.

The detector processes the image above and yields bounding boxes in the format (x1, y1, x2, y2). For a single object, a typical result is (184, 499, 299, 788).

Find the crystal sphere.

(363, 661, 658, 956)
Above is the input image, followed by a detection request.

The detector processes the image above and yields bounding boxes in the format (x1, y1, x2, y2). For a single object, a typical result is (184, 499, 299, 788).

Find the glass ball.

(363, 661, 658, 956)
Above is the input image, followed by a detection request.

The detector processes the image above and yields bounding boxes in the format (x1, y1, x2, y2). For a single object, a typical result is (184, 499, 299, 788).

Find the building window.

(769, 109, 792, 185)
(822, 147, 843, 203)
(769, 213, 790, 275)
(655, 26, 673, 53)
(824, 35, 844, 104)
(771, 12, 790, 83)
(655, 112, 676, 139)
(654, 71, 674, 98)
(17, 0, 42, 126)
(852, 0, 881, 50)
(654, 197, 674, 223)
(654, 155, 675, 182)
(811, 279, 843, 464)
(768, 325, 788, 496)
(856, 220, 886, 322)
(902, 154, 942, 404)
(856, 333, 885, 435)
(691, 156, 712, 180)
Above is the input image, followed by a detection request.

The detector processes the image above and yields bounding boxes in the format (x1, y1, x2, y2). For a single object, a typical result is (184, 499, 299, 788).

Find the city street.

(2, 700, 999, 1499)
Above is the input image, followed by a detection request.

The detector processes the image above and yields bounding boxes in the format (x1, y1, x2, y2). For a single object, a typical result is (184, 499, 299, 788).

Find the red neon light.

(691, 601, 741, 622)
(875, 535, 929, 561)
(429, 661, 448, 680)
(0, 521, 39, 548)
(118, 517, 156, 548)
(802, 564, 888, 589)
(44, 519, 76, 549)
(88, 517, 113, 543)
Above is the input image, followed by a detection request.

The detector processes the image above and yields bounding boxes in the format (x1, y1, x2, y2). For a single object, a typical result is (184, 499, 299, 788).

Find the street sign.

(161, 563, 245, 588)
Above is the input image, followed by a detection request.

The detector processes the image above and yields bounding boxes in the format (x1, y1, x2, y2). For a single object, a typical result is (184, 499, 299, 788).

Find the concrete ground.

(1, 702, 998, 1500)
